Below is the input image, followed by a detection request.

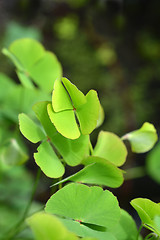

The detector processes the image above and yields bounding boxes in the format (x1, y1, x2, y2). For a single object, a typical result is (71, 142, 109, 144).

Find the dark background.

(0, 0, 160, 236)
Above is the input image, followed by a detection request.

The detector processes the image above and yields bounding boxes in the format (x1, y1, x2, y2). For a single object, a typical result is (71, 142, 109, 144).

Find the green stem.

(144, 233, 157, 240)
(1, 168, 41, 240)
(89, 139, 94, 155)
(124, 166, 146, 180)
(137, 224, 143, 240)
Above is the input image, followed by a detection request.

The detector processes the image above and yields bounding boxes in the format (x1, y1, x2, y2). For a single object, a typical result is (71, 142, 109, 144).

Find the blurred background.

(0, 0, 160, 237)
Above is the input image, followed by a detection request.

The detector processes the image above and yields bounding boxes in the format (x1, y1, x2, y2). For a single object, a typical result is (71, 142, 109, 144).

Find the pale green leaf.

(93, 131, 127, 166)
(96, 104, 105, 128)
(27, 212, 78, 240)
(55, 156, 124, 188)
(34, 140, 65, 178)
(60, 218, 117, 240)
(111, 209, 142, 240)
(9, 38, 45, 69)
(2, 48, 24, 71)
(16, 70, 34, 89)
(52, 79, 73, 112)
(29, 51, 62, 93)
(45, 183, 120, 231)
(122, 122, 158, 153)
(130, 198, 160, 235)
(62, 77, 86, 108)
(47, 103, 80, 139)
(77, 90, 100, 135)
(33, 101, 89, 166)
(19, 113, 46, 143)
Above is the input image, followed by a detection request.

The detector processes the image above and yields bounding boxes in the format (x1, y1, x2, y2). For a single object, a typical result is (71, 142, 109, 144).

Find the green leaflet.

(33, 101, 89, 166)
(45, 183, 120, 233)
(34, 141, 65, 178)
(111, 209, 142, 240)
(122, 122, 158, 153)
(19, 113, 46, 143)
(93, 131, 127, 167)
(47, 103, 80, 140)
(130, 198, 160, 236)
(53, 156, 124, 188)
(49, 78, 101, 139)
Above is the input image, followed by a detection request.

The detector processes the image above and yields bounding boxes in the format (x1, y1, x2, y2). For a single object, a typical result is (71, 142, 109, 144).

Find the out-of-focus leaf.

(34, 140, 65, 178)
(19, 113, 46, 143)
(1, 138, 28, 166)
(27, 212, 78, 240)
(93, 131, 127, 166)
(146, 142, 160, 184)
(122, 122, 158, 153)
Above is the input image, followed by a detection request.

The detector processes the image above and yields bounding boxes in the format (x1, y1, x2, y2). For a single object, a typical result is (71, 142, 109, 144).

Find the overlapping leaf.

(33, 101, 89, 166)
(45, 183, 120, 238)
(122, 122, 158, 153)
(53, 156, 124, 188)
(93, 131, 127, 167)
(48, 78, 101, 139)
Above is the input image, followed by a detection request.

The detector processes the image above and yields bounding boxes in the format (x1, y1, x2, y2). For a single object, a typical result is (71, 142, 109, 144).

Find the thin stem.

(89, 140, 94, 155)
(1, 168, 41, 240)
(144, 233, 157, 240)
(137, 224, 143, 240)
(124, 166, 146, 180)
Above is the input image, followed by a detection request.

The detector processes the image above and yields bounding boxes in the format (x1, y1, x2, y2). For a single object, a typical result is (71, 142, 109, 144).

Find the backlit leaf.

(93, 131, 127, 166)
(76, 90, 100, 135)
(27, 212, 78, 240)
(47, 103, 80, 139)
(54, 156, 124, 188)
(19, 113, 46, 143)
(62, 77, 86, 108)
(122, 122, 158, 153)
(34, 141, 65, 178)
(52, 79, 73, 112)
(33, 101, 89, 166)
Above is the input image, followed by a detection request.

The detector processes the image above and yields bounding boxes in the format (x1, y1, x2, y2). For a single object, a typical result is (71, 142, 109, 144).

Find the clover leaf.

(47, 78, 101, 139)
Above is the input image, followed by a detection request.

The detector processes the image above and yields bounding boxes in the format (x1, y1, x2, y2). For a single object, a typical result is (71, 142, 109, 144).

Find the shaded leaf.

(93, 131, 127, 167)
(146, 142, 160, 184)
(45, 183, 120, 231)
(19, 113, 46, 143)
(34, 140, 65, 178)
(122, 122, 158, 153)
(111, 209, 142, 240)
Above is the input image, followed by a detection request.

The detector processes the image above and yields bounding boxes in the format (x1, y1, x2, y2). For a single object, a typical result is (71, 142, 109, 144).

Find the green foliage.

(122, 122, 158, 153)
(131, 198, 160, 237)
(0, 37, 159, 240)
(146, 142, 160, 184)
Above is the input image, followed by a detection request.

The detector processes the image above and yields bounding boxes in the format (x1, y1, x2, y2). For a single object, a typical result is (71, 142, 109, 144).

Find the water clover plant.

(1, 38, 159, 240)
